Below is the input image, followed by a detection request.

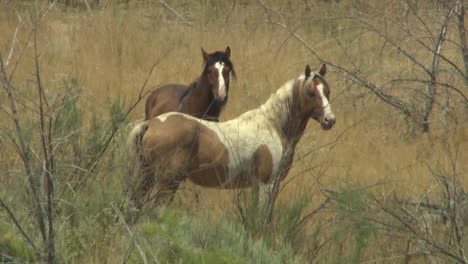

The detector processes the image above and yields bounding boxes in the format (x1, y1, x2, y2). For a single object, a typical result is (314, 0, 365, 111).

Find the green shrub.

(130, 208, 304, 264)
(0, 222, 35, 263)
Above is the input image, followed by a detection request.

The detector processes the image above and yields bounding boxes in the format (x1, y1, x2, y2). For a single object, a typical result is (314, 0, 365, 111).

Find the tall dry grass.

(0, 0, 466, 263)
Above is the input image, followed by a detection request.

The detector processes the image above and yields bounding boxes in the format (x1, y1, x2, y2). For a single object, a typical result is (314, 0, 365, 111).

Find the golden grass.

(0, 1, 466, 262)
(1, 0, 466, 202)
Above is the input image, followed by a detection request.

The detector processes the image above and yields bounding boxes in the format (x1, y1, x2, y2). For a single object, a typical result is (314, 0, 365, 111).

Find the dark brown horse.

(129, 64, 335, 207)
(145, 46, 236, 121)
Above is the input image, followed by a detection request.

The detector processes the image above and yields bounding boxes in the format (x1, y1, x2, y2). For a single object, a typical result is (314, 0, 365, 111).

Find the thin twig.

(86, 51, 171, 178)
(157, 0, 193, 26)
(5, 17, 24, 69)
(112, 204, 154, 264)
(292, 197, 331, 231)
(421, 3, 456, 132)
(224, 0, 236, 24)
(0, 51, 47, 246)
(33, 21, 56, 263)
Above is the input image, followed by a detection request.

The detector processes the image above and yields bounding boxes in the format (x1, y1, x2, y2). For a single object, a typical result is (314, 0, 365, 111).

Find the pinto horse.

(130, 64, 335, 207)
(144, 46, 236, 121)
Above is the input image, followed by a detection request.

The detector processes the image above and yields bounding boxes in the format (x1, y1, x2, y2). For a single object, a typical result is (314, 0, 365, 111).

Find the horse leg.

(153, 172, 186, 206)
(151, 144, 196, 205)
(131, 164, 156, 211)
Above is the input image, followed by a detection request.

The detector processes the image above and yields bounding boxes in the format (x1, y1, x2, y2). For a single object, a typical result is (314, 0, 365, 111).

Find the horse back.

(145, 84, 188, 120)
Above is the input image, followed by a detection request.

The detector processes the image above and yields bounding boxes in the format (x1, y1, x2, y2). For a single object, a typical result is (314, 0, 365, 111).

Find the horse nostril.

(323, 115, 336, 126)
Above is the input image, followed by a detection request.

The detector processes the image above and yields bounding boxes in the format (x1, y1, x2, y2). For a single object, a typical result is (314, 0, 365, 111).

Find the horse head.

(201, 46, 236, 105)
(300, 64, 336, 130)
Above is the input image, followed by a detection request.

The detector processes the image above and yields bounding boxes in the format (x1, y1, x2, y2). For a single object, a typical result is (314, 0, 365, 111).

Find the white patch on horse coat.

(214, 62, 226, 98)
(156, 114, 171, 123)
(316, 83, 333, 116)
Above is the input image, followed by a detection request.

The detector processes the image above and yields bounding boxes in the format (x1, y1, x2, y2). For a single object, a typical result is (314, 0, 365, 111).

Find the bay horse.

(129, 64, 335, 207)
(144, 46, 236, 121)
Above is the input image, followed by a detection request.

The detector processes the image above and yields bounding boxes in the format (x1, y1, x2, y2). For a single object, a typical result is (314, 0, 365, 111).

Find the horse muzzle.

(320, 114, 336, 130)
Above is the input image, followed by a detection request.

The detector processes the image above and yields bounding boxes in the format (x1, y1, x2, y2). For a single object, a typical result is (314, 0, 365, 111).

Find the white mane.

(256, 74, 314, 131)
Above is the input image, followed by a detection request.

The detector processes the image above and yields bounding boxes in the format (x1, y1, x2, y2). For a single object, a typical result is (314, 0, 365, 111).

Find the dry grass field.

(0, 0, 467, 263)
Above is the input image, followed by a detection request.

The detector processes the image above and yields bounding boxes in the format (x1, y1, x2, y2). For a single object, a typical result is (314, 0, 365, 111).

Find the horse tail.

(127, 121, 152, 215)
(128, 120, 149, 164)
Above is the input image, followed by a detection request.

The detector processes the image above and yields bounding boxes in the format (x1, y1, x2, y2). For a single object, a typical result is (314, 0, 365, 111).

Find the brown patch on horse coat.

(254, 144, 274, 184)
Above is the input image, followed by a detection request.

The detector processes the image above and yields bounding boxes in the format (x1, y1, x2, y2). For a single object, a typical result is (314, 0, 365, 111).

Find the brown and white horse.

(144, 47, 236, 121)
(130, 64, 335, 207)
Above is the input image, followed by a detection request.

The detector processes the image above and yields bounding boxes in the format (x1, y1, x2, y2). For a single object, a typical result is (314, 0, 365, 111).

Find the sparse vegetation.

(0, 0, 466, 263)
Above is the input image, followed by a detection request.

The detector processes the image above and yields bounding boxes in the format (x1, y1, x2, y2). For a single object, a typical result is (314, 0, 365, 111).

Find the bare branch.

(83, 49, 171, 189)
(421, 3, 456, 132)
(382, 78, 467, 103)
(157, 0, 193, 26)
(341, 15, 432, 76)
(254, 1, 416, 122)
(0, 52, 47, 244)
(5, 15, 24, 69)
(33, 21, 56, 263)
(224, 0, 236, 24)
(292, 197, 331, 230)
(457, 0, 468, 83)
(112, 204, 153, 264)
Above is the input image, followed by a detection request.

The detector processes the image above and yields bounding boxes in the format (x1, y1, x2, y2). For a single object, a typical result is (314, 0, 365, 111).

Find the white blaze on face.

(214, 62, 226, 99)
(316, 83, 334, 117)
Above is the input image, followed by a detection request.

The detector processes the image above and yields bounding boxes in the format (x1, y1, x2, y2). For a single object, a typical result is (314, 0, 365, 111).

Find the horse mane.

(257, 77, 297, 129)
(179, 80, 198, 102)
(257, 73, 318, 131)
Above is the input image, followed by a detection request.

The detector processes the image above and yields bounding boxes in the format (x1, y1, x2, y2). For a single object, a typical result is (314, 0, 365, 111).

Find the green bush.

(0, 222, 35, 263)
(131, 208, 304, 264)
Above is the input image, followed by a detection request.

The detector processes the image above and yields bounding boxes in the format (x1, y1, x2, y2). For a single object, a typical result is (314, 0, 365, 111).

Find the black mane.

(179, 80, 198, 101)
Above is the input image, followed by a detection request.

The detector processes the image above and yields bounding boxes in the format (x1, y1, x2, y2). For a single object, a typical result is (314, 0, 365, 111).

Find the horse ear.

(225, 46, 231, 58)
(319, 63, 327, 76)
(201, 48, 209, 61)
(305, 65, 311, 78)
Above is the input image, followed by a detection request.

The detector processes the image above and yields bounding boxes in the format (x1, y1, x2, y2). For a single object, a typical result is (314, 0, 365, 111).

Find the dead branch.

(33, 21, 56, 263)
(157, 0, 192, 26)
(86, 50, 171, 178)
(421, 3, 456, 132)
(457, 0, 468, 83)
(398, 200, 443, 211)
(292, 196, 331, 231)
(224, 0, 236, 24)
(0, 51, 48, 245)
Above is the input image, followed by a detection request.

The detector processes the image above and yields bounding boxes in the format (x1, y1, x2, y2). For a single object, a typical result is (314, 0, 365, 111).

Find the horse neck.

(282, 110, 310, 146)
(260, 79, 311, 146)
(205, 102, 222, 121)
(184, 77, 213, 110)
